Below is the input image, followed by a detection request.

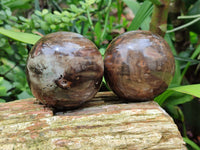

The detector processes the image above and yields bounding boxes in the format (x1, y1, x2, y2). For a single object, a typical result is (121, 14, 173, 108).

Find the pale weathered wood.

(0, 92, 186, 150)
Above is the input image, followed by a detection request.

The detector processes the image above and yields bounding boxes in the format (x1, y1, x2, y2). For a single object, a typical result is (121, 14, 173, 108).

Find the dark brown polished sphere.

(26, 32, 104, 109)
(104, 30, 175, 101)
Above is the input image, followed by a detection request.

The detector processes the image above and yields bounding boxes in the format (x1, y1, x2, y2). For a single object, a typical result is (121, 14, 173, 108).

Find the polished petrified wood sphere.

(26, 32, 104, 109)
(104, 30, 175, 101)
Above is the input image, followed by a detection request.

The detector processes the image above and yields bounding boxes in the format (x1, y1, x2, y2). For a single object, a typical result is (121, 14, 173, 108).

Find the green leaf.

(0, 98, 6, 103)
(35, 10, 42, 16)
(190, 43, 200, 60)
(9, 16, 18, 22)
(167, 17, 200, 33)
(190, 31, 198, 44)
(5, 9, 12, 16)
(59, 23, 65, 28)
(174, 56, 200, 64)
(17, 91, 33, 99)
(0, 57, 15, 74)
(163, 92, 193, 106)
(70, 4, 78, 12)
(165, 34, 181, 86)
(0, 77, 12, 92)
(126, 0, 153, 31)
(102, 76, 111, 91)
(99, 48, 106, 58)
(61, 17, 70, 23)
(149, 0, 162, 5)
(34, 0, 41, 11)
(42, 9, 49, 15)
(122, 0, 140, 14)
(166, 105, 182, 120)
(0, 77, 4, 85)
(0, 86, 7, 97)
(94, 22, 102, 45)
(50, 24, 56, 30)
(0, 27, 41, 44)
(0, 20, 3, 25)
(3, 0, 32, 9)
(0, 10, 6, 20)
(0, 38, 6, 47)
(101, 2, 111, 41)
(85, 0, 96, 6)
(19, 16, 27, 22)
(44, 14, 54, 24)
(169, 84, 200, 98)
(53, 10, 61, 16)
(183, 137, 200, 150)
(40, 21, 49, 31)
(78, 16, 87, 21)
(154, 90, 174, 106)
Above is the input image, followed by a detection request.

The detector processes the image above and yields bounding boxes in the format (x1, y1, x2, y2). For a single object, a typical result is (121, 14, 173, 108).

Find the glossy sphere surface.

(104, 31, 175, 101)
(26, 32, 104, 109)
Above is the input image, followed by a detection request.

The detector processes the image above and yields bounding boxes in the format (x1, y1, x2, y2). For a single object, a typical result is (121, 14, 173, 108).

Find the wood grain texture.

(0, 92, 186, 150)
(26, 31, 104, 109)
(104, 31, 175, 101)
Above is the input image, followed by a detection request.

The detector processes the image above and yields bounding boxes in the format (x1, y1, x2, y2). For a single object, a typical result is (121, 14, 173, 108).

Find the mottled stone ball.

(104, 30, 175, 101)
(26, 32, 104, 109)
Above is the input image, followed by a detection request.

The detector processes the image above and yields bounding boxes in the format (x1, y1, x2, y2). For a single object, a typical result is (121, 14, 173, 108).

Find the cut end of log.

(0, 92, 186, 149)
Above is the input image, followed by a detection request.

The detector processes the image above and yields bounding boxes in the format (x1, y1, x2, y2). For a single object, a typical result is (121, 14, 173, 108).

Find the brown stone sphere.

(104, 30, 175, 101)
(26, 32, 104, 109)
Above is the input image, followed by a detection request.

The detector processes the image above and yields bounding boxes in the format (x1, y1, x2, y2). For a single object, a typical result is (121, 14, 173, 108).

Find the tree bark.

(150, 0, 170, 37)
(168, 0, 190, 53)
(0, 92, 186, 150)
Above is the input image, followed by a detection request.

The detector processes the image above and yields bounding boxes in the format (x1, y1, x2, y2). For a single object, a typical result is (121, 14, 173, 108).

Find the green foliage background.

(0, 0, 200, 149)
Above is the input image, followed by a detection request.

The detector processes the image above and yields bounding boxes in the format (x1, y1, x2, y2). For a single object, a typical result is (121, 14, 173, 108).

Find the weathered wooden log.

(0, 92, 186, 150)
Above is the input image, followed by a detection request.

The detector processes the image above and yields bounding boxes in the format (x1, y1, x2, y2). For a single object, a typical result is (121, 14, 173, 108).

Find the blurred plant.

(0, 0, 200, 148)
(0, 0, 130, 101)
(152, 0, 200, 149)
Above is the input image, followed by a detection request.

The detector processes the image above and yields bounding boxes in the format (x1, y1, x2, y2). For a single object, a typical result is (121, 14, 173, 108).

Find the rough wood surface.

(0, 92, 186, 150)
